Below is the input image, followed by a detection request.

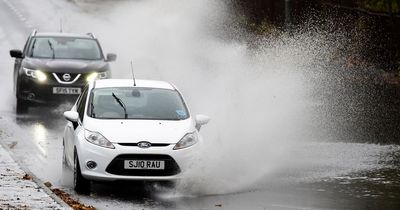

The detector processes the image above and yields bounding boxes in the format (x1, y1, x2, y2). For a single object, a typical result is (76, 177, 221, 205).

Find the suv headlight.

(23, 68, 47, 82)
(84, 129, 115, 149)
(86, 72, 108, 82)
(173, 132, 198, 150)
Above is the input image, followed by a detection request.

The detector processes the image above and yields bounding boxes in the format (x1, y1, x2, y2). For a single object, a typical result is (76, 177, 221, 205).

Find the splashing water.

(63, 0, 387, 195)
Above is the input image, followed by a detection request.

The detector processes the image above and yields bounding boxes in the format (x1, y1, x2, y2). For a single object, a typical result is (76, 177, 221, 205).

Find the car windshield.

(29, 37, 102, 60)
(88, 87, 189, 120)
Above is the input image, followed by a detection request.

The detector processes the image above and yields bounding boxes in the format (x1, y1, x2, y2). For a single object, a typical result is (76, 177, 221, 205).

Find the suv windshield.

(88, 87, 189, 120)
(29, 37, 102, 60)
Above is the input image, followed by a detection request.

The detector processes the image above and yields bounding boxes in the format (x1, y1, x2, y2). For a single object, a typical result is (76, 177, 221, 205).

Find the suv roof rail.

(86, 32, 96, 39)
(31, 29, 37, 37)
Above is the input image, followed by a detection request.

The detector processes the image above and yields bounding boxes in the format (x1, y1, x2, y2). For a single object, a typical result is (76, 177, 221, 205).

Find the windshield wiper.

(47, 40, 55, 59)
(112, 92, 128, 119)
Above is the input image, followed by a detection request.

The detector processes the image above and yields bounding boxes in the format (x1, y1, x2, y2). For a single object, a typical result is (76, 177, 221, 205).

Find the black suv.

(10, 30, 116, 114)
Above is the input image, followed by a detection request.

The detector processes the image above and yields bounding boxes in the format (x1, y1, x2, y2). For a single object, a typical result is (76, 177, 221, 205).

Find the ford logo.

(137, 141, 151, 149)
(63, 73, 71, 81)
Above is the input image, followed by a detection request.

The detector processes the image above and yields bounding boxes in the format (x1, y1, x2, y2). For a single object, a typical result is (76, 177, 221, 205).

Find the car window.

(28, 37, 102, 60)
(77, 86, 89, 121)
(88, 87, 189, 120)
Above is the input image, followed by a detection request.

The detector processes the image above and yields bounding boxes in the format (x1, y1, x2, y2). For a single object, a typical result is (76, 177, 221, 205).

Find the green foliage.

(235, 14, 278, 36)
(255, 19, 276, 35)
(358, 0, 399, 13)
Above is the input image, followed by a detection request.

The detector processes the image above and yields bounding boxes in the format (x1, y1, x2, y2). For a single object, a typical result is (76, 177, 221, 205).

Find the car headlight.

(35, 70, 47, 82)
(84, 129, 115, 149)
(23, 68, 47, 82)
(173, 132, 198, 150)
(86, 72, 108, 82)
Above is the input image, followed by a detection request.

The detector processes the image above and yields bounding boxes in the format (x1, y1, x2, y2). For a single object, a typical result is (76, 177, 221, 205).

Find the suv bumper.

(17, 77, 84, 104)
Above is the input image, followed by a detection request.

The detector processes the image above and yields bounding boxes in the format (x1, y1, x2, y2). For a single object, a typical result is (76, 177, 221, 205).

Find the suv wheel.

(74, 153, 91, 194)
(16, 98, 28, 114)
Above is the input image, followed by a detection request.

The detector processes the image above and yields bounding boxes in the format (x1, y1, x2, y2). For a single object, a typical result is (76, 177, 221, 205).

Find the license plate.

(124, 160, 165, 170)
(52, 87, 81, 95)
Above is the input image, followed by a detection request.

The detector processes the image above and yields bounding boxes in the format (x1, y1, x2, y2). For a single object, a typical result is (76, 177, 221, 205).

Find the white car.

(62, 79, 210, 193)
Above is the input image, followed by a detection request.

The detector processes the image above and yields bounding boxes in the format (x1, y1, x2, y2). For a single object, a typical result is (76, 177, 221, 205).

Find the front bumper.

(17, 76, 84, 104)
(75, 138, 200, 182)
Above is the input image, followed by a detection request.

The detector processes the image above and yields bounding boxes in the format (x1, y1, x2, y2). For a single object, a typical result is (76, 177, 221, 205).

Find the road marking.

(1, 0, 34, 29)
(270, 204, 322, 210)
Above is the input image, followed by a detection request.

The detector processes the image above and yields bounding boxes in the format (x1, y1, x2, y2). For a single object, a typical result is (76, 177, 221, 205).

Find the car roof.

(34, 32, 94, 39)
(92, 79, 176, 90)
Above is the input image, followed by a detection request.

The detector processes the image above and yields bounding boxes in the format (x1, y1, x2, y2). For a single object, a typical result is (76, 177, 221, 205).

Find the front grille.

(118, 143, 171, 147)
(52, 73, 81, 84)
(105, 154, 181, 176)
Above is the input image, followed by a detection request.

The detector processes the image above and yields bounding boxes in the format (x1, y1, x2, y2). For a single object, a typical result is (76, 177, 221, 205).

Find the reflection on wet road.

(2, 107, 400, 209)
(1, 105, 72, 185)
(0, 0, 400, 209)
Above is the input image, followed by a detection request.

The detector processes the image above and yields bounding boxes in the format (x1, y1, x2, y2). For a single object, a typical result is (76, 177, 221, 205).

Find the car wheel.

(62, 141, 68, 169)
(16, 98, 28, 114)
(61, 141, 71, 186)
(73, 153, 91, 194)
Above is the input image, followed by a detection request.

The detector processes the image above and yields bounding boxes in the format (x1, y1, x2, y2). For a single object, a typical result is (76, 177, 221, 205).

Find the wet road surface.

(0, 0, 400, 209)
(1, 106, 399, 209)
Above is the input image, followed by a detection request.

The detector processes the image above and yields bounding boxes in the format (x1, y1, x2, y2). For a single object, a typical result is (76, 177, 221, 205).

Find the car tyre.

(16, 98, 28, 114)
(61, 141, 72, 186)
(62, 141, 68, 169)
(74, 153, 91, 194)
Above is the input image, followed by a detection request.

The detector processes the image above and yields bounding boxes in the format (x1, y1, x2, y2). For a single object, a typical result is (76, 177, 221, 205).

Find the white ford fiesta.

(62, 79, 210, 193)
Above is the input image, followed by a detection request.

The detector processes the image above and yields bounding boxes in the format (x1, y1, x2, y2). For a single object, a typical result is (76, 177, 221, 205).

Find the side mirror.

(106, 53, 117, 62)
(195, 114, 210, 131)
(10, 49, 24, 58)
(64, 111, 79, 122)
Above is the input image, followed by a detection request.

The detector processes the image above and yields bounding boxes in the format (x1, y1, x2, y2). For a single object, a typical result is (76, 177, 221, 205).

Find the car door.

(64, 106, 76, 166)
(65, 86, 88, 165)
(14, 36, 32, 93)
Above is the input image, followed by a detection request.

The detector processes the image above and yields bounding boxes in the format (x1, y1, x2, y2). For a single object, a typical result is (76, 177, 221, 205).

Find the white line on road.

(2, 0, 34, 29)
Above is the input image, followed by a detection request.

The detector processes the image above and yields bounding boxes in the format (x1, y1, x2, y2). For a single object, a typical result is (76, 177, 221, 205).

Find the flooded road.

(1, 107, 399, 209)
(0, 0, 400, 209)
